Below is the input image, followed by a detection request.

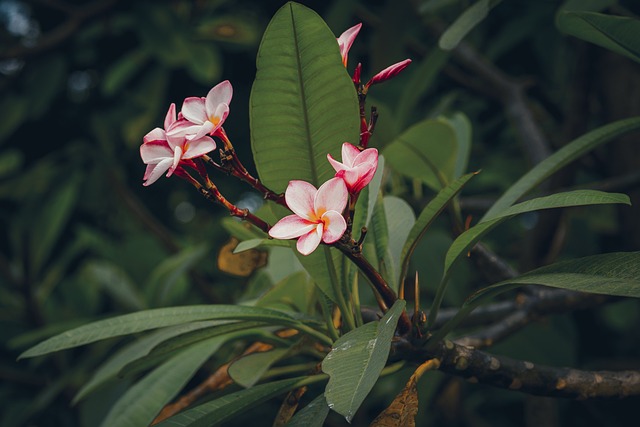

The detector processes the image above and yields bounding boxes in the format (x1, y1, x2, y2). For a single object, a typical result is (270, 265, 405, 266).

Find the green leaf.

(0, 94, 28, 143)
(383, 196, 416, 291)
(446, 190, 630, 274)
(478, 252, 640, 301)
(82, 261, 145, 311)
(353, 156, 385, 233)
(145, 244, 209, 306)
(155, 377, 309, 427)
(250, 2, 359, 191)
(74, 320, 245, 403)
(30, 176, 80, 275)
(233, 238, 289, 253)
(322, 300, 406, 422)
(558, 0, 616, 13)
(286, 394, 329, 427)
(186, 43, 222, 85)
(482, 117, 640, 221)
(99, 337, 225, 427)
(102, 50, 149, 96)
(120, 324, 268, 378)
(369, 192, 392, 284)
(446, 113, 472, 178)
(256, 271, 315, 313)
(399, 172, 477, 285)
(436, 252, 640, 342)
(383, 118, 458, 191)
(295, 245, 345, 305)
(439, 0, 503, 51)
(557, 11, 640, 64)
(19, 305, 300, 359)
(229, 348, 290, 388)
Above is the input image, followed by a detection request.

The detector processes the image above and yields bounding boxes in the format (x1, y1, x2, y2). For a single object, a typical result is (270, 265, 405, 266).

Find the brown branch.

(0, 0, 120, 60)
(427, 340, 640, 399)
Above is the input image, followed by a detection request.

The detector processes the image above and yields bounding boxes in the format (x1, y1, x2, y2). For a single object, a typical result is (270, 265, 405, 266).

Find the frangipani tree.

(17, 2, 640, 426)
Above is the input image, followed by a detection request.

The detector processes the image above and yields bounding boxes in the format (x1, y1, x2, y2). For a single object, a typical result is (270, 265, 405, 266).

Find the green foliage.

(250, 2, 359, 191)
(557, 11, 640, 64)
(155, 377, 312, 427)
(322, 300, 405, 422)
(439, 0, 504, 50)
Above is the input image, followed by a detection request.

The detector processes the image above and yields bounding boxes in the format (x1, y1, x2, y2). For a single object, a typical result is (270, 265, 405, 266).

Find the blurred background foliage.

(1, 0, 640, 426)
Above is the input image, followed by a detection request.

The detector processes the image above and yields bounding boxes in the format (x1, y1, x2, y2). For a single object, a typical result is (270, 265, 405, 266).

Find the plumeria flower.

(327, 142, 378, 194)
(168, 80, 233, 141)
(269, 178, 348, 255)
(140, 103, 216, 186)
(337, 23, 362, 67)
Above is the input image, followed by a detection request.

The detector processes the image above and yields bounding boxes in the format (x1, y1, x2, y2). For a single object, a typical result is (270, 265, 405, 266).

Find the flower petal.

(321, 210, 347, 243)
(296, 225, 323, 255)
(314, 177, 348, 215)
(366, 59, 412, 87)
(167, 146, 183, 177)
(140, 140, 172, 164)
(143, 128, 167, 144)
(337, 23, 362, 66)
(182, 137, 216, 159)
(268, 215, 316, 239)
(353, 147, 378, 167)
(341, 142, 361, 167)
(327, 153, 348, 174)
(143, 158, 173, 186)
(341, 162, 376, 193)
(191, 120, 215, 140)
(285, 180, 318, 221)
(181, 97, 207, 124)
(164, 103, 177, 129)
(205, 80, 233, 116)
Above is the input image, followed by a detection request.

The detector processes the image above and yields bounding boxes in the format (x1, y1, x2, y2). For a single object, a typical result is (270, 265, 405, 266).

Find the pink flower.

(269, 178, 348, 255)
(140, 103, 216, 186)
(366, 59, 412, 88)
(167, 80, 233, 141)
(327, 142, 378, 194)
(337, 23, 362, 67)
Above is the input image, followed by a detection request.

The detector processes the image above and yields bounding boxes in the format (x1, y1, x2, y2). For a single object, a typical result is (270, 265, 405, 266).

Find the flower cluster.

(140, 81, 232, 186)
(268, 143, 378, 255)
(139, 22, 400, 255)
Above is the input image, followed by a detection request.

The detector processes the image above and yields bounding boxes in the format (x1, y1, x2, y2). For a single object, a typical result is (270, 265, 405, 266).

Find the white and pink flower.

(327, 142, 378, 194)
(167, 80, 233, 141)
(140, 103, 216, 186)
(337, 23, 362, 67)
(268, 178, 348, 255)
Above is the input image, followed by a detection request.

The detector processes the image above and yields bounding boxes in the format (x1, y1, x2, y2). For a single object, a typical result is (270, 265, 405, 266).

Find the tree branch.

(428, 340, 640, 399)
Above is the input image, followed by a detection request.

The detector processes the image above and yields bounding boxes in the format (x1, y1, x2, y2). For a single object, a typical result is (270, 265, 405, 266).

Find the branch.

(428, 340, 640, 399)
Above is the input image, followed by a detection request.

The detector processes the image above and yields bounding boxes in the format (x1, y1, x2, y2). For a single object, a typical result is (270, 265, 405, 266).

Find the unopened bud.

(365, 59, 412, 88)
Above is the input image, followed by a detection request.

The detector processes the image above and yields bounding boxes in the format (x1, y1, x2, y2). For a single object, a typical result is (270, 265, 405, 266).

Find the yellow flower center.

(209, 115, 221, 126)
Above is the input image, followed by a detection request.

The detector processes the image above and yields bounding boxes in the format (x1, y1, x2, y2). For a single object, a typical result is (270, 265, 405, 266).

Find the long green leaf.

(439, 0, 503, 51)
(446, 190, 630, 274)
(432, 252, 640, 344)
(384, 196, 416, 291)
(428, 190, 630, 328)
(20, 305, 300, 359)
(322, 300, 405, 422)
(482, 117, 640, 220)
(286, 394, 330, 427)
(250, 2, 359, 191)
(99, 337, 225, 427)
(228, 347, 290, 388)
(74, 320, 244, 403)
(398, 172, 477, 285)
(155, 377, 312, 427)
(557, 11, 640, 64)
(383, 118, 458, 191)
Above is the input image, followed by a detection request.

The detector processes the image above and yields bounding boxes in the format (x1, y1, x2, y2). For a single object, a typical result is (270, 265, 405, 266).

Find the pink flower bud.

(337, 23, 362, 67)
(365, 59, 412, 88)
